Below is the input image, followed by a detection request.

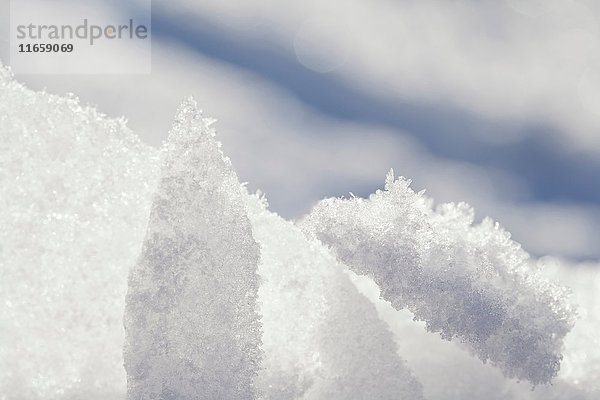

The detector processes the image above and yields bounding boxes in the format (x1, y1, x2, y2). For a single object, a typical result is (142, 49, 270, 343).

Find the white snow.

(0, 62, 158, 399)
(246, 193, 423, 399)
(299, 170, 574, 385)
(1, 61, 599, 400)
(123, 98, 262, 399)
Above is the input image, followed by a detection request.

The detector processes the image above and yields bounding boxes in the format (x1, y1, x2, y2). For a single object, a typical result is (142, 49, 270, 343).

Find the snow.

(246, 193, 423, 399)
(539, 258, 600, 394)
(300, 170, 574, 385)
(0, 62, 158, 399)
(123, 98, 262, 399)
(1, 61, 599, 400)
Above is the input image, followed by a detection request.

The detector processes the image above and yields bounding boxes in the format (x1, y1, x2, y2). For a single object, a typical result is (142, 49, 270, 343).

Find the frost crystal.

(0, 62, 158, 399)
(245, 194, 424, 400)
(300, 170, 574, 385)
(2, 60, 593, 400)
(123, 99, 262, 399)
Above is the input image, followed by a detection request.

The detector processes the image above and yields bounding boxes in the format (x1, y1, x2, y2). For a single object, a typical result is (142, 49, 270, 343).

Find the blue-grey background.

(1, 0, 599, 260)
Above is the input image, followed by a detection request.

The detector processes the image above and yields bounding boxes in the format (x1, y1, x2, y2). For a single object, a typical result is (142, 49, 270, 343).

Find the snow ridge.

(300, 170, 574, 385)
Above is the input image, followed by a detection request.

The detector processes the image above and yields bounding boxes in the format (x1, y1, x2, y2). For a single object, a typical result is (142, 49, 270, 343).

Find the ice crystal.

(123, 99, 262, 400)
(300, 170, 574, 385)
(1, 60, 593, 400)
(0, 62, 159, 399)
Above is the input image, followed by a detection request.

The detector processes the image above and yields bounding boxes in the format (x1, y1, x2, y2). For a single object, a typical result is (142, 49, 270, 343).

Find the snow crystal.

(300, 170, 574, 385)
(245, 193, 424, 400)
(123, 98, 262, 400)
(353, 265, 595, 400)
(0, 62, 159, 399)
(2, 59, 594, 400)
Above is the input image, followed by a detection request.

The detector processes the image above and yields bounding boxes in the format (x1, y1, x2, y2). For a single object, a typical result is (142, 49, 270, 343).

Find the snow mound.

(300, 170, 574, 385)
(246, 193, 423, 399)
(0, 62, 159, 398)
(1, 61, 592, 399)
(123, 99, 262, 399)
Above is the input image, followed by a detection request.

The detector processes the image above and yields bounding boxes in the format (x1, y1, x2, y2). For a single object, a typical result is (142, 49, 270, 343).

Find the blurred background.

(1, 0, 600, 261)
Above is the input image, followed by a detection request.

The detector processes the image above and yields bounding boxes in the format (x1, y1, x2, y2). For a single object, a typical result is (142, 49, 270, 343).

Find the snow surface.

(246, 193, 423, 399)
(123, 99, 262, 399)
(0, 61, 158, 399)
(1, 61, 599, 399)
(300, 171, 574, 385)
